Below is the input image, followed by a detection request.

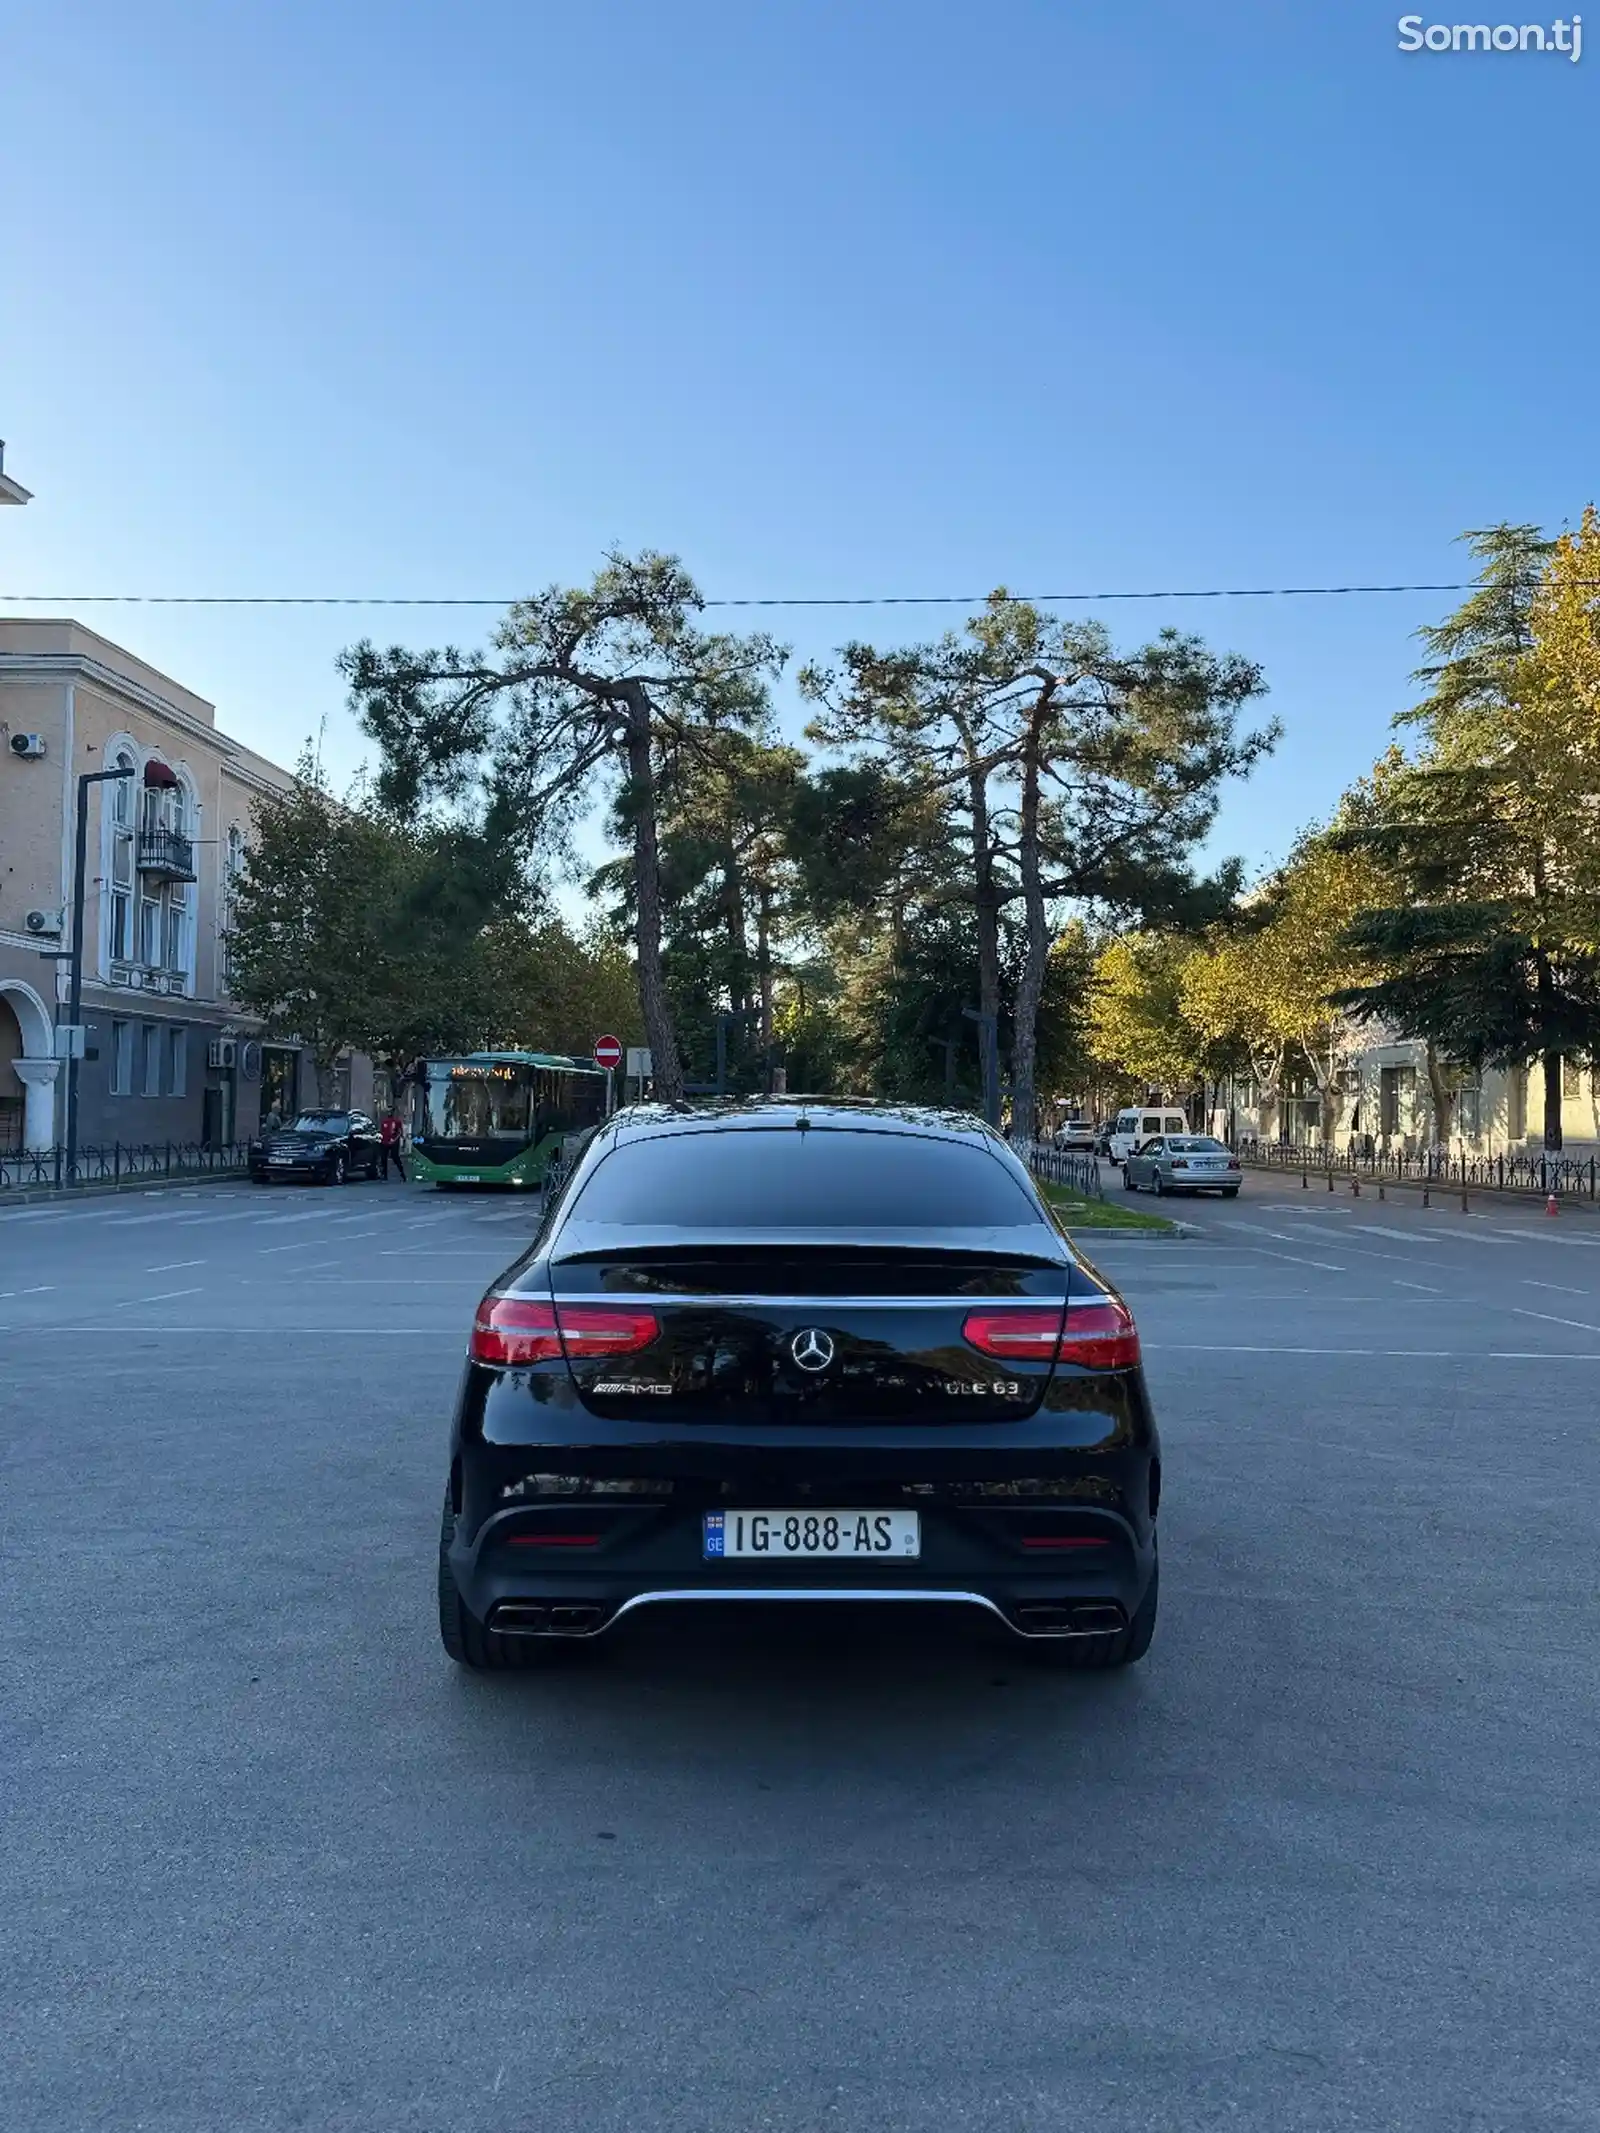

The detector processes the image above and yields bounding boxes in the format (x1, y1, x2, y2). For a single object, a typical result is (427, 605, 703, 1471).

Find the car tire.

(1152, 1173, 1164, 1197)
(1122, 1168, 1138, 1192)
(1027, 1554, 1159, 1671)
(437, 1491, 556, 1672)
(326, 1152, 347, 1187)
(1222, 1187, 1240, 1198)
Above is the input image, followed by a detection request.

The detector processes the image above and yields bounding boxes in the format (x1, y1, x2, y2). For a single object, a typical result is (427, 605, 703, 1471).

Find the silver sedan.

(1122, 1134, 1241, 1198)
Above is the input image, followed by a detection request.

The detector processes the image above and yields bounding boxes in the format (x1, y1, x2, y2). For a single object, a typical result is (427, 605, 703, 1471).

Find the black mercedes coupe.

(438, 1102, 1160, 1671)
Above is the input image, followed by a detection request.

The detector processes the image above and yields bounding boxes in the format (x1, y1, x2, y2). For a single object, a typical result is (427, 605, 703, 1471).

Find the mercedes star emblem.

(790, 1327, 835, 1372)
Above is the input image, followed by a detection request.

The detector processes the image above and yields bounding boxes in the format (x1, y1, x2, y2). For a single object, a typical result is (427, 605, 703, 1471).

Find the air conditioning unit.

(9, 732, 47, 760)
(208, 1038, 238, 1070)
(25, 908, 62, 935)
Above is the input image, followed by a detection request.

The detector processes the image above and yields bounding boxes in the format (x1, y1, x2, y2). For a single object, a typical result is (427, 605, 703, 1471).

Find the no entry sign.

(593, 1035, 623, 1070)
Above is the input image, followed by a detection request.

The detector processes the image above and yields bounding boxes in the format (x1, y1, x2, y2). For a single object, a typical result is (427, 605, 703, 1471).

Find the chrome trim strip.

(554, 1295, 1092, 1309)
(601, 1588, 1109, 1640)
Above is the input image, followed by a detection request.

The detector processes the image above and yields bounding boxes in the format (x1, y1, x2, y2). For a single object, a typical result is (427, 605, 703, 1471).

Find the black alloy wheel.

(327, 1151, 347, 1186)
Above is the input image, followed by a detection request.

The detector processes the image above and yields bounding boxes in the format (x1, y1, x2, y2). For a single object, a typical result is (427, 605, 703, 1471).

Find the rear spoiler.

(549, 1223, 1074, 1268)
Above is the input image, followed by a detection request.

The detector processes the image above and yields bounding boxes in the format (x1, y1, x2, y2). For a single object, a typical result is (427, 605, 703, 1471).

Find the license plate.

(705, 1510, 920, 1560)
(269, 1156, 294, 1165)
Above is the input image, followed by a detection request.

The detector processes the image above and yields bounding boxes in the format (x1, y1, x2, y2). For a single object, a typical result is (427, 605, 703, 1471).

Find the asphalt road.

(3, 1168, 1599, 2132)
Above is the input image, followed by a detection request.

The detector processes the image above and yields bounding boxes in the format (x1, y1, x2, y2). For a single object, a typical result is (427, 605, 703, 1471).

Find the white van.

(1108, 1106, 1190, 1165)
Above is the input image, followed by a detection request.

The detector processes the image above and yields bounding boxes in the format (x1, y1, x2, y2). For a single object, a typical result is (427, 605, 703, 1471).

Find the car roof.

(598, 1097, 1010, 1153)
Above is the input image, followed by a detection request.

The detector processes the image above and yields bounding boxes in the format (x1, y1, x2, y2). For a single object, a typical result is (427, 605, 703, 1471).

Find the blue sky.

(4, 0, 1594, 891)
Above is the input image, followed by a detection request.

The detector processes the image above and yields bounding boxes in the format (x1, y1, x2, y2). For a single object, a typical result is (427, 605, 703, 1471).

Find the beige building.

(1, 620, 369, 1153)
(1217, 1036, 1599, 1156)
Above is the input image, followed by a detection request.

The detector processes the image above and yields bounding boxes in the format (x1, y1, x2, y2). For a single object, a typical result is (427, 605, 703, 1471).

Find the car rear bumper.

(449, 1454, 1157, 1642)
(479, 1585, 1140, 1643)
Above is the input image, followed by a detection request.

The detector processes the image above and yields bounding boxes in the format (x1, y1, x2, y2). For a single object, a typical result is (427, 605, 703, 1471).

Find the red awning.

(142, 759, 179, 789)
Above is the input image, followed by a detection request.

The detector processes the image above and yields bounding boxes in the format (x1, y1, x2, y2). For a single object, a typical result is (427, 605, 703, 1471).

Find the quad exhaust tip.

(491, 1601, 606, 1637)
(1014, 1601, 1127, 1637)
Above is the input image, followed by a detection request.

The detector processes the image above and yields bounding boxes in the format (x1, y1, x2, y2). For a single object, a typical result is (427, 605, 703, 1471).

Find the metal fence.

(1026, 1141, 1105, 1201)
(1239, 1138, 1599, 1201)
(0, 1141, 252, 1193)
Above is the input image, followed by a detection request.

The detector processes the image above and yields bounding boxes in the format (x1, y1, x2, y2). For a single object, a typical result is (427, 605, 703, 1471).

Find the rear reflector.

(1021, 1535, 1111, 1550)
(507, 1533, 603, 1548)
(471, 1296, 660, 1367)
(961, 1298, 1140, 1370)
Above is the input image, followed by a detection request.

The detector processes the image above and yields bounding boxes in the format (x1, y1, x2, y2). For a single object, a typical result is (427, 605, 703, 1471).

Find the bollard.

(1301, 1170, 1308, 1189)
(1461, 1188, 1469, 1214)
(1422, 1185, 1430, 1208)
(1352, 1177, 1360, 1197)
(1547, 1191, 1559, 1217)
(1327, 1169, 1334, 1191)
(1378, 1181, 1386, 1201)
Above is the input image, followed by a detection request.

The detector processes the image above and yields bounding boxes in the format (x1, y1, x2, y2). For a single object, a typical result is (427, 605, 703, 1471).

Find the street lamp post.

(43, 766, 136, 1181)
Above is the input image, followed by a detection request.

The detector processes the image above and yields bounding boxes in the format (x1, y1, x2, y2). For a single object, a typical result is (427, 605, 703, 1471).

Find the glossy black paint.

(248, 1110, 382, 1184)
(443, 1102, 1160, 1641)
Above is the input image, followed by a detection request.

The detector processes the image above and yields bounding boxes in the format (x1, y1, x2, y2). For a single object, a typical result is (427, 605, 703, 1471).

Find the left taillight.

(470, 1296, 660, 1367)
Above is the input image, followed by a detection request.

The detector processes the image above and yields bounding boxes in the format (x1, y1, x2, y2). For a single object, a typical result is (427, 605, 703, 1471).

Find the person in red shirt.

(378, 1109, 406, 1180)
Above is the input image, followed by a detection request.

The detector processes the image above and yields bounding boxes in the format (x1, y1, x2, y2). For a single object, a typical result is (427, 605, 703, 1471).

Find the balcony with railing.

(136, 826, 197, 880)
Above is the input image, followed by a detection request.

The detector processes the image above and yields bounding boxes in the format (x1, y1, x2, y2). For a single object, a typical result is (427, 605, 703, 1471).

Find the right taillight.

(962, 1308, 1066, 1359)
(470, 1296, 660, 1367)
(1057, 1299, 1141, 1370)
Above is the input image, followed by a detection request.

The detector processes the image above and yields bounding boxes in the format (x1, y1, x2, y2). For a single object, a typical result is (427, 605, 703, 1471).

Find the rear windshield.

(565, 1129, 1044, 1229)
(1168, 1137, 1225, 1153)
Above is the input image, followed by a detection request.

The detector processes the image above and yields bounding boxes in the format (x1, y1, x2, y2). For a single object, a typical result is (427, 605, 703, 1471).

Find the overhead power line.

(0, 579, 1573, 611)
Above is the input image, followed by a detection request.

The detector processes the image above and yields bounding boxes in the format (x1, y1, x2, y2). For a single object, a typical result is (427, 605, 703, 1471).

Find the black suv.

(249, 1109, 382, 1185)
(438, 1102, 1160, 1671)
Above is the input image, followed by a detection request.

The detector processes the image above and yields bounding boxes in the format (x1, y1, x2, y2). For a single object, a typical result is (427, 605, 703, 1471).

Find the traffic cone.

(1547, 1191, 1559, 1217)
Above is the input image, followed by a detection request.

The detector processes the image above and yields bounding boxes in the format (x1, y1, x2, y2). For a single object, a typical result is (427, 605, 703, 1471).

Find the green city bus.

(409, 1051, 610, 1188)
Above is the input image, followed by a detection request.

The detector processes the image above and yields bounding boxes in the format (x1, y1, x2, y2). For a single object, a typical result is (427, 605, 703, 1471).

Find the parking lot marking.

(1149, 1342, 1600, 1360)
(1501, 1227, 1600, 1249)
(1512, 1306, 1600, 1335)
(1394, 1279, 1442, 1293)
(146, 1260, 204, 1272)
(1235, 1244, 1347, 1271)
(1524, 1280, 1587, 1295)
(115, 1288, 204, 1307)
(2, 1324, 455, 1335)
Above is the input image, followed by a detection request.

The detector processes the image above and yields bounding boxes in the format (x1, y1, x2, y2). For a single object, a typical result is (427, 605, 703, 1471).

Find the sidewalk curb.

(0, 1170, 248, 1209)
